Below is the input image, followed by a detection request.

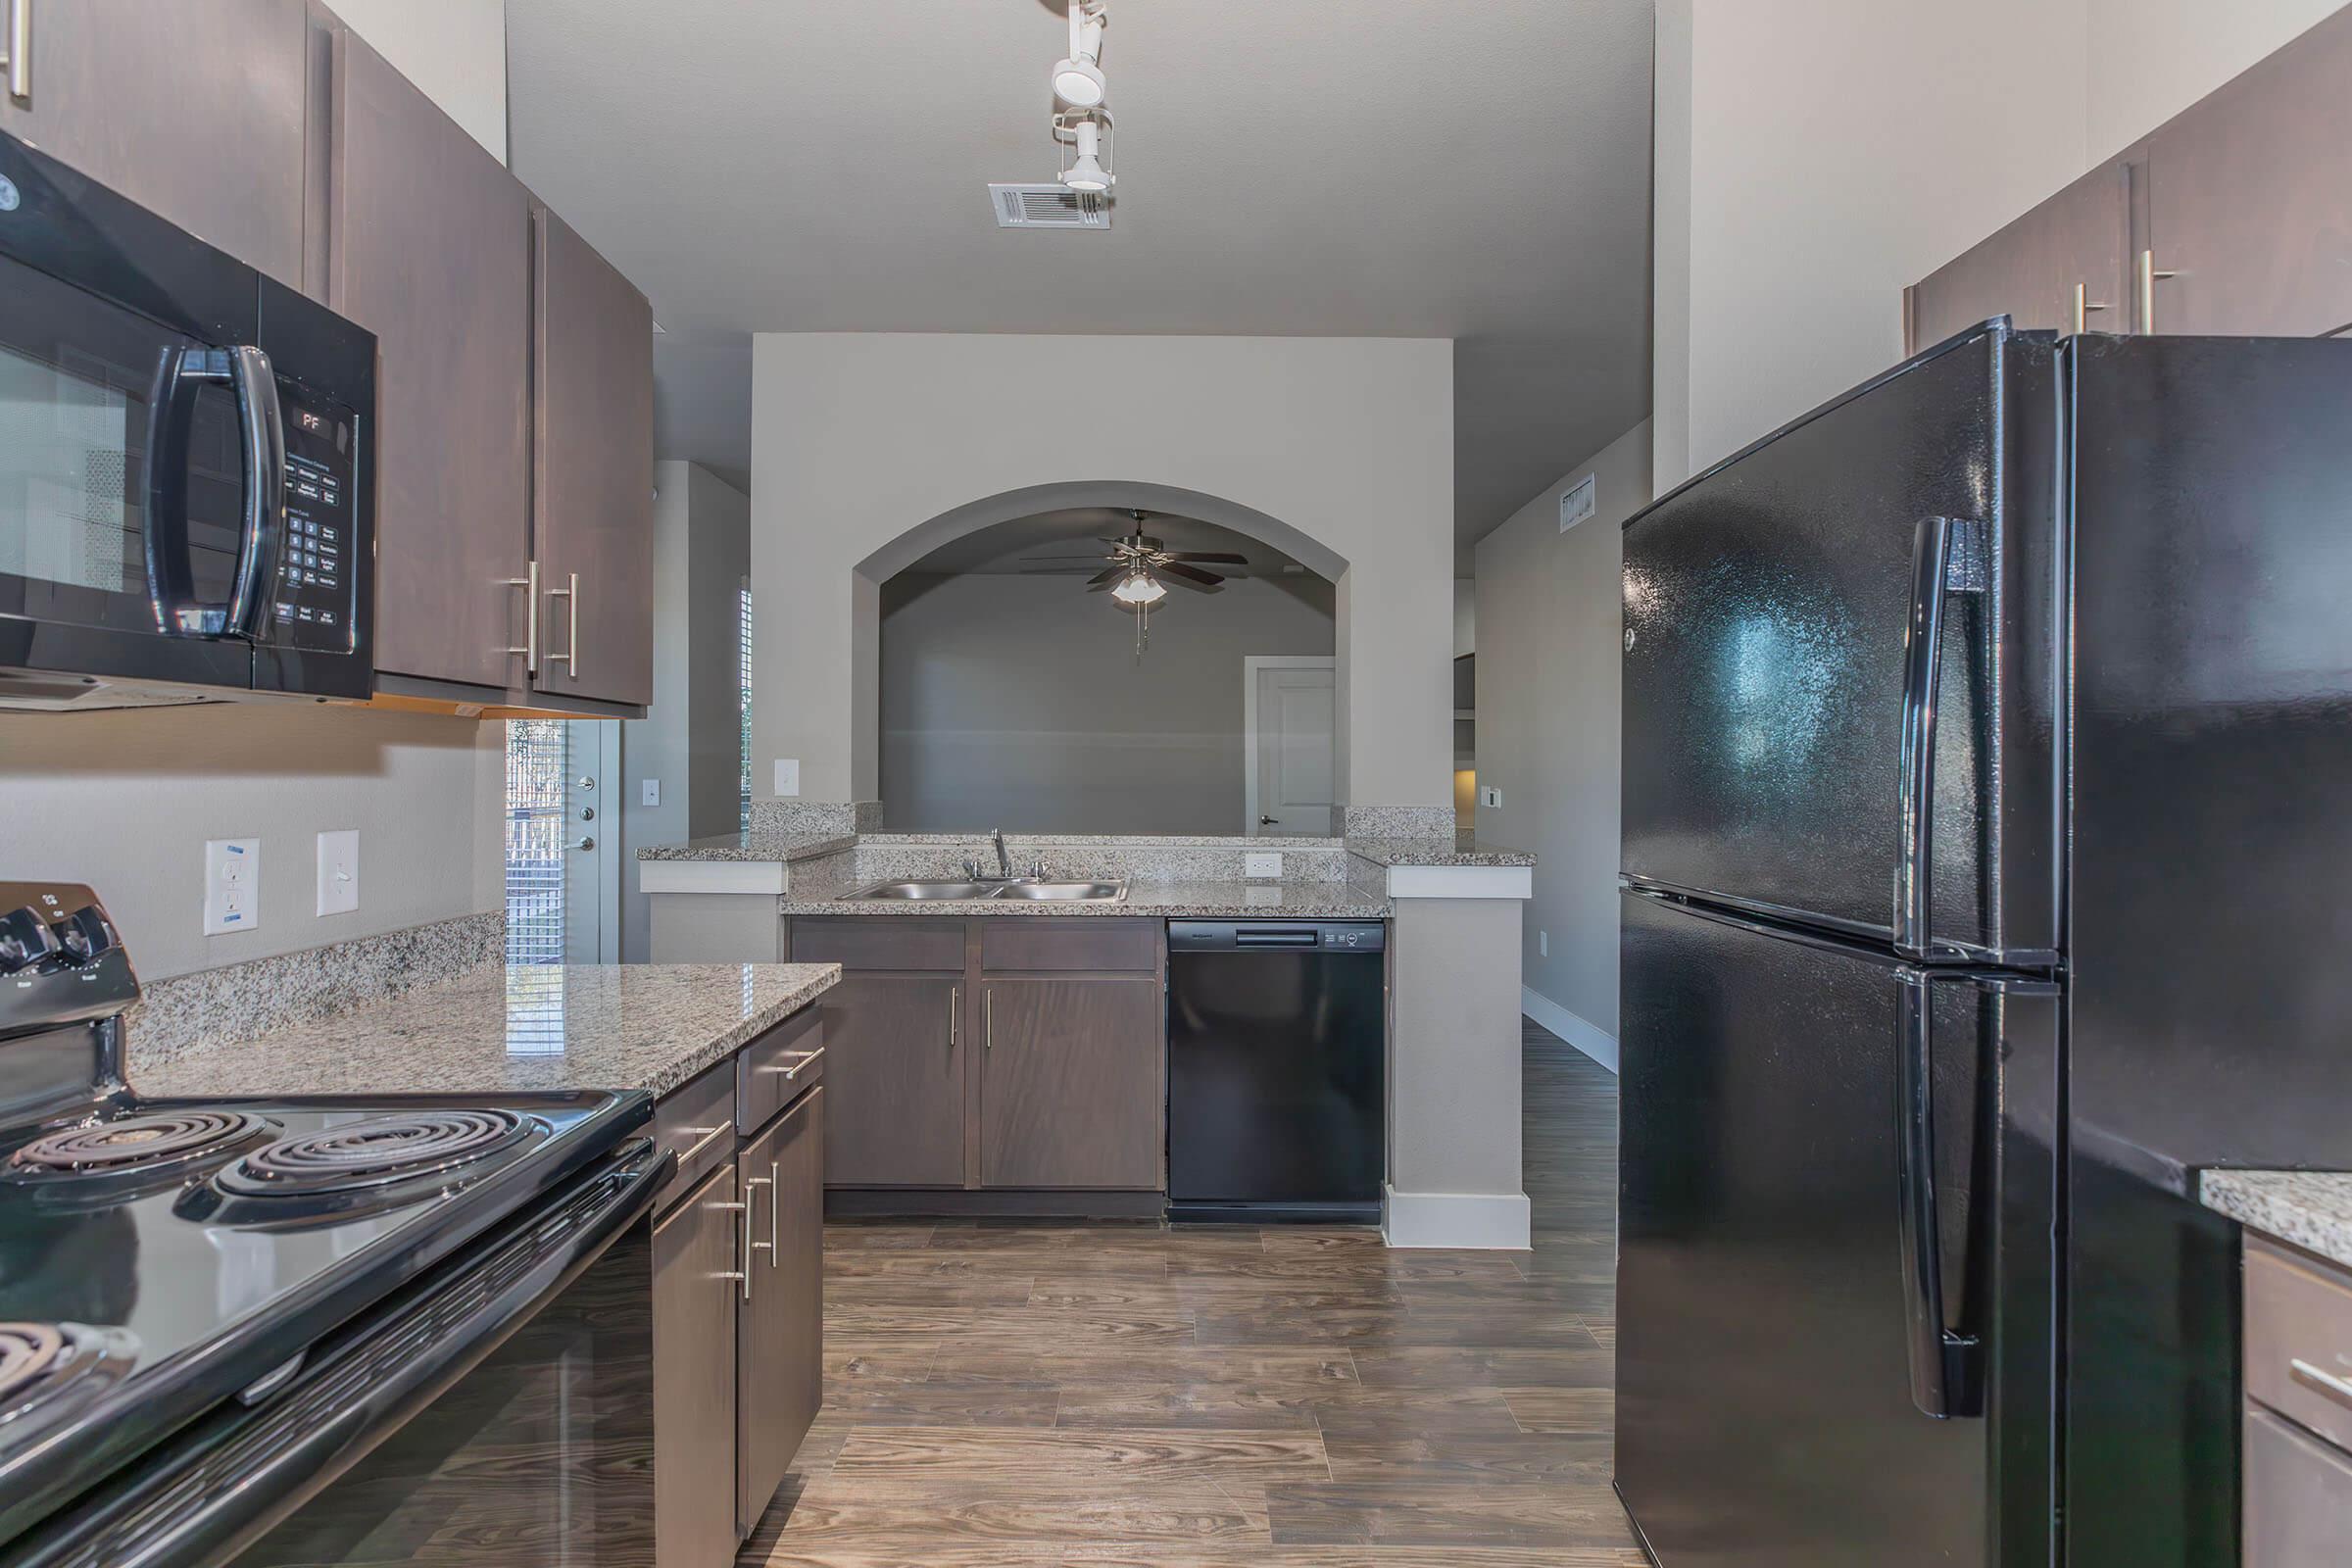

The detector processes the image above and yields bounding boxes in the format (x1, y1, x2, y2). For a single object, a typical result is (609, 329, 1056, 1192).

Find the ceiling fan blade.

(1084, 565, 1126, 586)
(1163, 552, 1250, 565)
(1160, 562, 1225, 588)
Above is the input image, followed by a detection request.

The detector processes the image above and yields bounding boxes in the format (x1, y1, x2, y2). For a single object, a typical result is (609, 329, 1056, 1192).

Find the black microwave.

(0, 131, 375, 710)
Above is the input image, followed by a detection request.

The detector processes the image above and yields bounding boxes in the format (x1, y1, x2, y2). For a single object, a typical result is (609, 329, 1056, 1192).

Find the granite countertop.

(780, 879, 1391, 919)
(2200, 1169, 2352, 1271)
(637, 830, 858, 863)
(1345, 834, 1537, 868)
(134, 962, 841, 1102)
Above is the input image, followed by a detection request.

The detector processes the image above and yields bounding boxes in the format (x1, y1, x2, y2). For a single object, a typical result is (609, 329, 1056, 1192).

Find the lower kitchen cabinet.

(817, 975, 965, 1186)
(653, 1161, 741, 1568)
(980, 978, 1160, 1189)
(737, 1087, 824, 1535)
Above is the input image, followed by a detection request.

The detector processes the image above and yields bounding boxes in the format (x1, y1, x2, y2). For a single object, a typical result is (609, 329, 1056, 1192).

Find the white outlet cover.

(1480, 785, 1503, 809)
(641, 778, 662, 807)
(1244, 851, 1283, 879)
(773, 759, 800, 797)
(316, 829, 360, 916)
(205, 838, 261, 936)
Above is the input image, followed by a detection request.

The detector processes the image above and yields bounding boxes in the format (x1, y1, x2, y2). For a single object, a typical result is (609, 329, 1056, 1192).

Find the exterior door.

(1909, 161, 2130, 350)
(2141, 4, 2352, 337)
(1246, 657, 1335, 835)
(979, 978, 1159, 1189)
(1620, 322, 2062, 964)
(1615, 891, 2057, 1568)
(0, 0, 310, 288)
(562, 723, 618, 962)
(819, 976, 964, 1186)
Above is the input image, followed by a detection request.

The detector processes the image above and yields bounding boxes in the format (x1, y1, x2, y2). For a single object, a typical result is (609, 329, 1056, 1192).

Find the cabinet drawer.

(2247, 1237, 2352, 1453)
(654, 1058, 739, 1213)
(738, 1006, 825, 1134)
(791, 917, 964, 972)
(2245, 1404, 2352, 1566)
(980, 917, 1158, 974)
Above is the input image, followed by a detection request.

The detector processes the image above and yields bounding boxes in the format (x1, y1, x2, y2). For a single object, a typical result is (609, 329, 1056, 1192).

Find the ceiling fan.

(1017, 512, 1251, 658)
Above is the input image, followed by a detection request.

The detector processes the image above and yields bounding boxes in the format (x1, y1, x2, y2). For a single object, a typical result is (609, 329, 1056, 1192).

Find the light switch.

(205, 838, 261, 936)
(1244, 852, 1283, 879)
(1480, 785, 1503, 808)
(773, 759, 800, 797)
(1539, 930, 1548, 957)
(640, 778, 661, 807)
(316, 830, 360, 916)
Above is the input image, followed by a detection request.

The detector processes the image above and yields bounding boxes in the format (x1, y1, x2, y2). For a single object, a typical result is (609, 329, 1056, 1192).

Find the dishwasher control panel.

(1166, 920, 1387, 953)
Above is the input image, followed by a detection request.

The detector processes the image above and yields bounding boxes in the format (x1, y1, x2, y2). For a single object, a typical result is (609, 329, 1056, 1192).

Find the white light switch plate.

(316, 829, 360, 916)
(640, 778, 661, 807)
(772, 759, 800, 797)
(1539, 930, 1548, 957)
(1480, 785, 1503, 808)
(204, 838, 260, 936)
(1244, 851, 1283, 879)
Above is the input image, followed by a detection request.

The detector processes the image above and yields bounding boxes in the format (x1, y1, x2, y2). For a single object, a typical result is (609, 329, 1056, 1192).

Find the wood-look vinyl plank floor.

(743, 1021, 1625, 1566)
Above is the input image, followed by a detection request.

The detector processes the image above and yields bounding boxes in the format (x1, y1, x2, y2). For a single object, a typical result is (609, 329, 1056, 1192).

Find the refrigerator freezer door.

(1621, 323, 2063, 964)
(1615, 890, 2057, 1568)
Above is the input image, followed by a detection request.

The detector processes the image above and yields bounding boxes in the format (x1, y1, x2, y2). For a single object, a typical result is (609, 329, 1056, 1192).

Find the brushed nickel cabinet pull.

(3, 0, 28, 101)
(747, 1173, 775, 1262)
(2290, 1357, 2352, 1409)
(679, 1122, 733, 1163)
(950, 985, 960, 1047)
(766, 1159, 780, 1265)
(2072, 282, 2110, 336)
(500, 561, 540, 670)
(984, 987, 994, 1051)
(545, 571, 579, 672)
(710, 1198, 753, 1299)
(2138, 249, 2178, 334)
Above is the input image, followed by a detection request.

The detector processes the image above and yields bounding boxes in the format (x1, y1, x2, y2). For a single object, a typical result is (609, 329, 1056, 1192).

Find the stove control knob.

(56, 906, 118, 965)
(0, 906, 63, 972)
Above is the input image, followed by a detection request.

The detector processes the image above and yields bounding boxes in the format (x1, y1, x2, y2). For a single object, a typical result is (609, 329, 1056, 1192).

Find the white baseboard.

(1381, 1184, 1532, 1250)
(1522, 987, 1618, 1073)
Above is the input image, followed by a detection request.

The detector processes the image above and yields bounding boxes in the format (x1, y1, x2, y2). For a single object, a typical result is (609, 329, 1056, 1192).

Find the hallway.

(744, 1022, 1630, 1566)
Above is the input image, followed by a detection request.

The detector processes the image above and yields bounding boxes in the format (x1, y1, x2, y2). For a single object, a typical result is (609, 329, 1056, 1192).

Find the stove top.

(0, 882, 654, 1546)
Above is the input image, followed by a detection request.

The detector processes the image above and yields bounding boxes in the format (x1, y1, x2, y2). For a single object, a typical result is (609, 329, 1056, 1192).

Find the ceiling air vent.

(989, 183, 1110, 230)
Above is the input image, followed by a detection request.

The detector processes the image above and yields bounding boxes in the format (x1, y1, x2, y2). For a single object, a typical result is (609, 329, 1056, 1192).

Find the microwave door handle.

(223, 346, 286, 639)
(141, 347, 205, 633)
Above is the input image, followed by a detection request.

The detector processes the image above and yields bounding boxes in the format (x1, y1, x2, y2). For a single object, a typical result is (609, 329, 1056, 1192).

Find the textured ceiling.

(507, 0, 1656, 556)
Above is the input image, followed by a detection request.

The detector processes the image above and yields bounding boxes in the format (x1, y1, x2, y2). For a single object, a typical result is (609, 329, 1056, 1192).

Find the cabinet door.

(1909, 162, 2129, 351)
(980, 977, 1159, 1189)
(532, 205, 654, 706)
(2143, 6, 2352, 337)
(653, 1163, 742, 1568)
(328, 29, 531, 690)
(820, 976, 965, 1186)
(737, 1088, 823, 1537)
(0, 0, 310, 286)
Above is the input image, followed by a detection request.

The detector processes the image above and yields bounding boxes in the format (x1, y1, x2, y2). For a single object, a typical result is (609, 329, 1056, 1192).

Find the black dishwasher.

(1165, 920, 1386, 1224)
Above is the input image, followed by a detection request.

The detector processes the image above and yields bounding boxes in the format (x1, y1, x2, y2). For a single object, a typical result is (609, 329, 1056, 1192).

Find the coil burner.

(6, 1111, 276, 1193)
(0, 1322, 138, 1430)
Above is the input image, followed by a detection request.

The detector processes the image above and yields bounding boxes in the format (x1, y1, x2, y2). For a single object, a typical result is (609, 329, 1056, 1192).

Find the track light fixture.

(1052, 1, 1109, 109)
(1055, 111, 1114, 195)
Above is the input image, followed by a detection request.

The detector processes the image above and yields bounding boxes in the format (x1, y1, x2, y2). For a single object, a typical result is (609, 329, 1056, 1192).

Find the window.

(739, 582, 754, 832)
(504, 718, 567, 965)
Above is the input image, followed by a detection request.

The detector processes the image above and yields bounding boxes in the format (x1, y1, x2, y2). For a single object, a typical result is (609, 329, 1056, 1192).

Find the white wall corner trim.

(1522, 987, 1620, 1074)
(1385, 864, 1533, 900)
(636, 860, 788, 897)
(1381, 1185, 1533, 1250)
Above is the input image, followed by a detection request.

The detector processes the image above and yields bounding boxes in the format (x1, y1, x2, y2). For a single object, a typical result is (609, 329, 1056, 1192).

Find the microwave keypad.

(270, 392, 358, 653)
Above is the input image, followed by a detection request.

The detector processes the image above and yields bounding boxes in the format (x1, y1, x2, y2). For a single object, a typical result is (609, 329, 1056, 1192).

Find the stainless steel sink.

(990, 880, 1128, 902)
(851, 880, 1004, 901)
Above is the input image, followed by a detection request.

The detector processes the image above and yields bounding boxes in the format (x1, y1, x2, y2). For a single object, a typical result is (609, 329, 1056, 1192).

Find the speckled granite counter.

(2201, 1170, 2352, 1271)
(134, 962, 841, 1102)
(636, 830, 858, 863)
(778, 879, 1392, 919)
(1345, 834, 1537, 868)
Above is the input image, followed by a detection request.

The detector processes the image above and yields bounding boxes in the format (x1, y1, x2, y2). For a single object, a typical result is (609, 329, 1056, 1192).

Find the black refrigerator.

(1614, 321, 2352, 1568)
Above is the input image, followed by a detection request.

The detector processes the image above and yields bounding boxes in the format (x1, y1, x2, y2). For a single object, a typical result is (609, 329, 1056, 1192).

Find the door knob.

(570, 836, 596, 852)
(1258, 814, 1277, 826)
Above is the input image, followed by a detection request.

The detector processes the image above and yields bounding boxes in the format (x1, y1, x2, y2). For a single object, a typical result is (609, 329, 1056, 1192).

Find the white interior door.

(1246, 658, 1337, 836)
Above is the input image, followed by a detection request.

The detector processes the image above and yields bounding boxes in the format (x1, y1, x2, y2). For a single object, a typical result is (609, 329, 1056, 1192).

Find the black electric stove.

(0, 883, 662, 1564)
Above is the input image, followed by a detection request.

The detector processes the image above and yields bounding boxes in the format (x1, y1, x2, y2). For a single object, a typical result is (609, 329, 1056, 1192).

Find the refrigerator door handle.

(1894, 516, 1959, 960)
(1896, 969, 1983, 1419)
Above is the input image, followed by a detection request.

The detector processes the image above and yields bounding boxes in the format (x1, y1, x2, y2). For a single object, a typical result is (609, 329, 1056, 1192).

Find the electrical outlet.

(772, 759, 800, 797)
(1480, 785, 1503, 809)
(204, 838, 261, 936)
(1244, 851, 1283, 879)
(1539, 930, 1548, 957)
(316, 830, 359, 916)
(640, 778, 661, 807)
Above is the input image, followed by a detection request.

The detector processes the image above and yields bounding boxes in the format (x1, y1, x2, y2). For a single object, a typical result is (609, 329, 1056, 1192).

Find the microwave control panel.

(270, 387, 360, 653)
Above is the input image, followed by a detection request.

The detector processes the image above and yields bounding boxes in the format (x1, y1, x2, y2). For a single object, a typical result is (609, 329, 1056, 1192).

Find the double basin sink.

(852, 879, 1128, 903)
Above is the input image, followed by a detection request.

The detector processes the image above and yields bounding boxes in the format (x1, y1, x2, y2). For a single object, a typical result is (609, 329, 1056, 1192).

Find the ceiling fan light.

(1110, 571, 1165, 607)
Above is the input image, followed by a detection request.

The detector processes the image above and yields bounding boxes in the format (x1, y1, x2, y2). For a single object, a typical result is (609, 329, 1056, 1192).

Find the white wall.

(1654, 0, 2352, 489)
(618, 463, 749, 960)
(330, 0, 510, 162)
(749, 334, 1454, 813)
(1475, 421, 1650, 1057)
(880, 572, 1335, 835)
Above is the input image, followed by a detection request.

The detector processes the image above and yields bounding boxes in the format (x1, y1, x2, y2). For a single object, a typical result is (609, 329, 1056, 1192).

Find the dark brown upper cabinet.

(0, 0, 313, 288)
(2140, 5, 2352, 338)
(532, 205, 655, 707)
(1908, 162, 2131, 353)
(328, 29, 532, 692)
